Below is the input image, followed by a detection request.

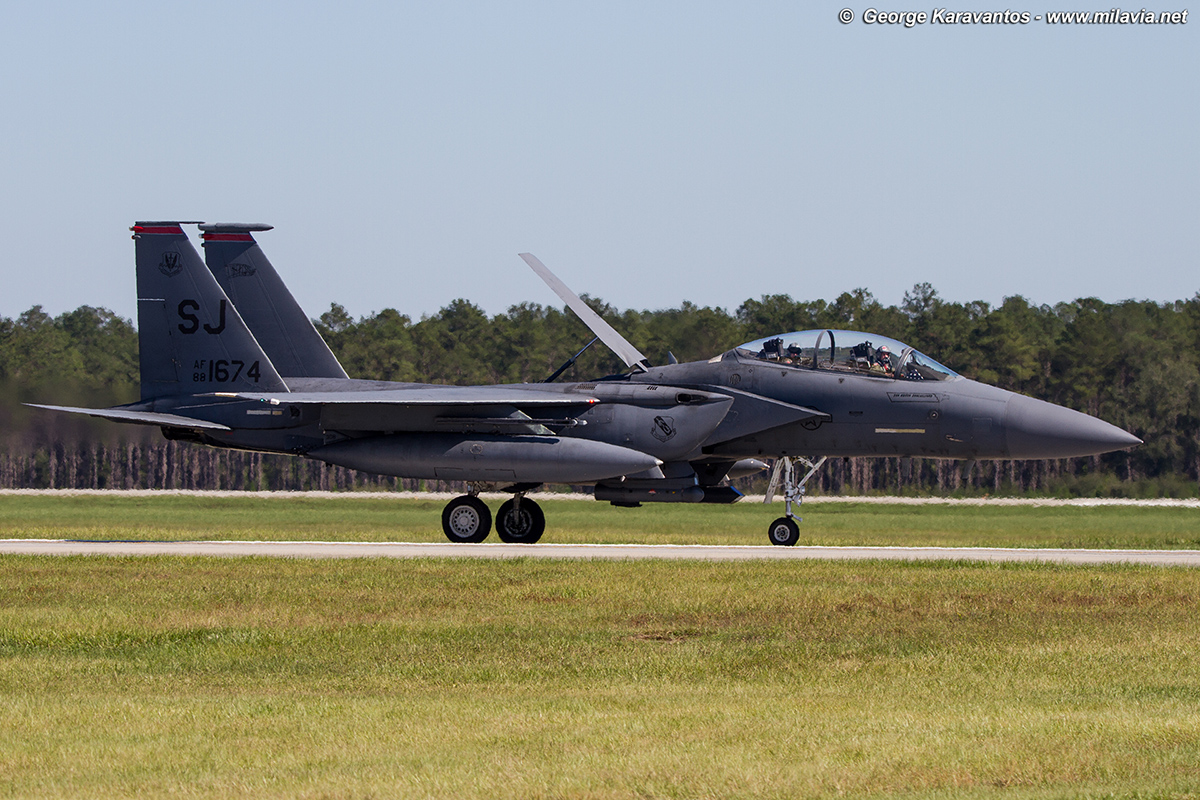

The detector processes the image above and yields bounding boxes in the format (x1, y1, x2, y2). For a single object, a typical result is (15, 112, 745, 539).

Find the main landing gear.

(441, 495, 491, 543)
(441, 488, 545, 544)
(764, 456, 827, 546)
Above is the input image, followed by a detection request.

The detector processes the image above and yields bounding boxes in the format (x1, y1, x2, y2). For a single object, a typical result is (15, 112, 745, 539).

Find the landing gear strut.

(764, 456, 827, 546)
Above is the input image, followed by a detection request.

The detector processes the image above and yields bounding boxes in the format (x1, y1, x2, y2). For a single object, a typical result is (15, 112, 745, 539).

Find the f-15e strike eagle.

(31, 223, 1141, 545)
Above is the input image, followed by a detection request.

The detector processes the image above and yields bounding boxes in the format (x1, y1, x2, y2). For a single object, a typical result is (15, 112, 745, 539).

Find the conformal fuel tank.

(308, 433, 661, 484)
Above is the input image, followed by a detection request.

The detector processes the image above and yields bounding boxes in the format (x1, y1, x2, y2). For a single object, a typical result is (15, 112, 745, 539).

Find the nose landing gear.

(764, 456, 827, 546)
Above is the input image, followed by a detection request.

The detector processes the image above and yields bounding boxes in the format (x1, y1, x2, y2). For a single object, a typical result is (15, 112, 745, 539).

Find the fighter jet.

(30, 223, 1141, 546)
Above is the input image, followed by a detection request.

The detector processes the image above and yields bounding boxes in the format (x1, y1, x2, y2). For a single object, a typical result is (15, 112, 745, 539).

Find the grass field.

(1, 492, 1199, 549)
(3, 555, 1200, 798)
(3, 495, 1200, 798)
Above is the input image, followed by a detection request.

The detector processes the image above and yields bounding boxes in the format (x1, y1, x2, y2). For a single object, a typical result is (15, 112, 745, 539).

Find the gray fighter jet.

(31, 223, 1141, 546)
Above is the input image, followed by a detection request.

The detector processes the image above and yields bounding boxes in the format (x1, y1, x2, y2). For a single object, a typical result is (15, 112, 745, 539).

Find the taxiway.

(2, 539, 1198, 567)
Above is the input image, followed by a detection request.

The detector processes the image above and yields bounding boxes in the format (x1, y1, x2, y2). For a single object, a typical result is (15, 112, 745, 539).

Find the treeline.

(2, 284, 1198, 496)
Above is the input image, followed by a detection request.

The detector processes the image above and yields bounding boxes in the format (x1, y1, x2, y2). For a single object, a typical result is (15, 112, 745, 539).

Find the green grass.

(2, 556, 1200, 798)
(1, 493, 1199, 548)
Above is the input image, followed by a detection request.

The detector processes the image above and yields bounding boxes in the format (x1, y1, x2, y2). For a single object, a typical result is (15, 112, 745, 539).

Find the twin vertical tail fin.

(132, 222, 288, 400)
(200, 224, 348, 380)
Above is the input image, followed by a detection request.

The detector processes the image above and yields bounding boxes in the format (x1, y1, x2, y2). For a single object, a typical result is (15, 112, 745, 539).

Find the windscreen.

(734, 330, 959, 381)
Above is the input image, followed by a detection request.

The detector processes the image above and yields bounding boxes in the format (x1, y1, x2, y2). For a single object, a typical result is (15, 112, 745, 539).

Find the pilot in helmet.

(875, 345, 893, 374)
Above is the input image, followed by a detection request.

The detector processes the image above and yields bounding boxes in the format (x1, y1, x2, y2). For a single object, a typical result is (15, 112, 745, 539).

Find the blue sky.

(2, 1, 1195, 325)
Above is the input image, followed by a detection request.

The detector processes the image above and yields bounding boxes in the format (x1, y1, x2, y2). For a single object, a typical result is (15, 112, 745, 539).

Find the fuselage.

(630, 334, 1140, 461)
(149, 336, 1140, 468)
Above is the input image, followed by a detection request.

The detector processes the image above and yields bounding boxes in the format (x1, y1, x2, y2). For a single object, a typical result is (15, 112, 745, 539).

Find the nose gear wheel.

(768, 517, 800, 547)
(763, 456, 827, 546)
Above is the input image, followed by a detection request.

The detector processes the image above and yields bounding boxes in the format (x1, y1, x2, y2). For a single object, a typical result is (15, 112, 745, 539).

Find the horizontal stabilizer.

(25, 404, 232, 431)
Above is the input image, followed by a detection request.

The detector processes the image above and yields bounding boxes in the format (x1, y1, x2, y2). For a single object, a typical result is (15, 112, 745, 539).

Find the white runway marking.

(2, 540, 1199, 567)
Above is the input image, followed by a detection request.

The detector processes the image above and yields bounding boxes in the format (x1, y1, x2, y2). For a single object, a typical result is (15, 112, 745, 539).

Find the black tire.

(768, 516, 800, 547)
(442, 495, 491, 543)
(495, 498, 545, 544)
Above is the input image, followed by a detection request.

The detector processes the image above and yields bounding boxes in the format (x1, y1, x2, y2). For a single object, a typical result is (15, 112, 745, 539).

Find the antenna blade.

(519, 253, 649, 369)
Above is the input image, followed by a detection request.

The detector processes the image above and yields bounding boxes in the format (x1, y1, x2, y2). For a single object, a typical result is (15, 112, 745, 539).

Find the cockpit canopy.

(734, 329, 959, 382)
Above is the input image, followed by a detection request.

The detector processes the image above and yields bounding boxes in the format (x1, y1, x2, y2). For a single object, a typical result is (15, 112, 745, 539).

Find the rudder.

(132, 221, 287, 400)
(199, 223, 348, 379)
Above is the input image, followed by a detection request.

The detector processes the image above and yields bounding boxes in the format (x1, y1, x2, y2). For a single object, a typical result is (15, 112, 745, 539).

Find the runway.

(3, 539, 1199, 567)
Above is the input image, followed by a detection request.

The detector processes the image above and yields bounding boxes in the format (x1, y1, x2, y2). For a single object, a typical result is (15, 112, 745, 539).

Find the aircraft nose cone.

(1005, 394, 1142, 459)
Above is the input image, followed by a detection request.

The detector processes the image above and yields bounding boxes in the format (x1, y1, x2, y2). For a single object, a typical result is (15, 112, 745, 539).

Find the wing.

(218, 387, 599, 406)
(212, 385, 600, 434)
(30, 385, 599, 436)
